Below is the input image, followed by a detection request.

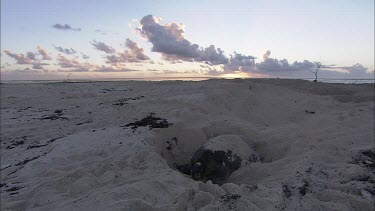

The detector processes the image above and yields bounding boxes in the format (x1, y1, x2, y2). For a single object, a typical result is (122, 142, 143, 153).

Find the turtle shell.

(191, 135, 258, 183)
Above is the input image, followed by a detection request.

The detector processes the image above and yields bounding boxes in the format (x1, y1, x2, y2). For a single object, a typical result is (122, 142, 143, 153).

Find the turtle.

(190, 135, 258, 184)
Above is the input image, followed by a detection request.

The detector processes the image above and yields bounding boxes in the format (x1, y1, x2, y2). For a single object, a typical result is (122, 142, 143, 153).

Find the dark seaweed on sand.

(219, 194, 241, 203)
(299, 179, 310, 196)
(15, 156, 40, 166)
(282, 183, 292, 198)
(40, 109, 68, 120)
(122, 113, 172, 130)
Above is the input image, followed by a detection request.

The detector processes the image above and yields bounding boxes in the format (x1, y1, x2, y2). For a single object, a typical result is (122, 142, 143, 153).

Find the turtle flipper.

(175, 163, 192, 175)
(210, 165, 230, 185)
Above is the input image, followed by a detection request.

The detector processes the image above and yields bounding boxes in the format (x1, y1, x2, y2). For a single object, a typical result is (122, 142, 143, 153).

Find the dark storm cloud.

(53, 24, 81, 31)
(53, 45, 77, 55)
(90, 40, 116, 54)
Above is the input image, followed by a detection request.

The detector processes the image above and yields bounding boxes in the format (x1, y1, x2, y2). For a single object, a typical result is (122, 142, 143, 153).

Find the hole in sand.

(152, 123, 280, 185)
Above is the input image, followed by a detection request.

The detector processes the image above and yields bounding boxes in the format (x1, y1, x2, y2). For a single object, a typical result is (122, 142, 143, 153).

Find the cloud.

(94, 29, 110, 35)
(105, 38, 150, 64)
(53, 24, 81, 31)
(93, 66, 139, 72)
(53, 45, 77, 55)
(200, 50, 332, 77)
(5, 47, 52, 64)
(37, 46, 52, 60)
(4, 48, 52, 70)
(138, 15, 335, 75)
(333, 63, 374, 78)
(55, 55, 138, 72)
(57, 54, 97, 71)
(255, 51, 315, 72)
(26, 52, 36, 60)
(223, 52, 256, 72)
(105, 54, 124, 64)
(57, 54, 83, 68)
(198, 45, 228, 65)
(124, 38, 150, 61)
(0, 62, 11, 69)
(263, 50, 271, 60)
(138, 15, 349, 77)
(32, 63, 49, 69)
(340, 63, 370, 74)
(91, 40, 115, 54)
(81, 52, 90, 59)
(4, 50, 36, 64)
(138, 15, 228, 65)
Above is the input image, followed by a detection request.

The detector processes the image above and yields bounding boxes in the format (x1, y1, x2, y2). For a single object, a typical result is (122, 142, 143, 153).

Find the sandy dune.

(1, 79, 374, 210)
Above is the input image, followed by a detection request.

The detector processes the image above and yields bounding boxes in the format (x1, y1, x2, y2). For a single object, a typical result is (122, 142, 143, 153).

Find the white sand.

(1, 79, 374, 210)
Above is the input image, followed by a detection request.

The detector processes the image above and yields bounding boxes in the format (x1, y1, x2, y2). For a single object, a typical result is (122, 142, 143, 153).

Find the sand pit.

(1, 79, 374, 210)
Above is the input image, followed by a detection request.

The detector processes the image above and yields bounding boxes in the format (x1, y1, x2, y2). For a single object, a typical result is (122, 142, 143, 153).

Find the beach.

(0, 78, 374, 210)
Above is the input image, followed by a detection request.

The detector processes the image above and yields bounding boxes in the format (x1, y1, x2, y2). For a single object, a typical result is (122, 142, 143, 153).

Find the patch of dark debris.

(244, 184, 258, 192)
(282, 183, 292, 198)
(40, 109, 69, 120)
(2, 186, 25, 195)
(218, 194, 244, 209)
(279, 179, 310, 202)
(352, 174, 371, 182)
(0, 183, 6, 188)
(17, 106, 32, 112)
(6, 136, 26, 149)
(76, 119, 93, 126)
(304, 110, 316, 114)
(27, 137, 63, 150)
(350, 148, 374, 172)
(27, 143, 48, 150)
(101, 88, 128, 93)
(121, 113, 172, 130)
(15, 156, 40, 166)
(298, 179, 310, 196)
(113, 96, 144, 106)
(5, 186, 24, 192)
(361, 149, 374, 159)
(219, 194, 241, 203)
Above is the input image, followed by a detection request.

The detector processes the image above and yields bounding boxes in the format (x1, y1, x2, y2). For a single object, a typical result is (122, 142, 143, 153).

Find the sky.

(1, 0, 374, 80)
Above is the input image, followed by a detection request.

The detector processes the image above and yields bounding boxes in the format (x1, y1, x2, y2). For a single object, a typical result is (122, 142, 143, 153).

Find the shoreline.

(1, 77, 374, 85)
